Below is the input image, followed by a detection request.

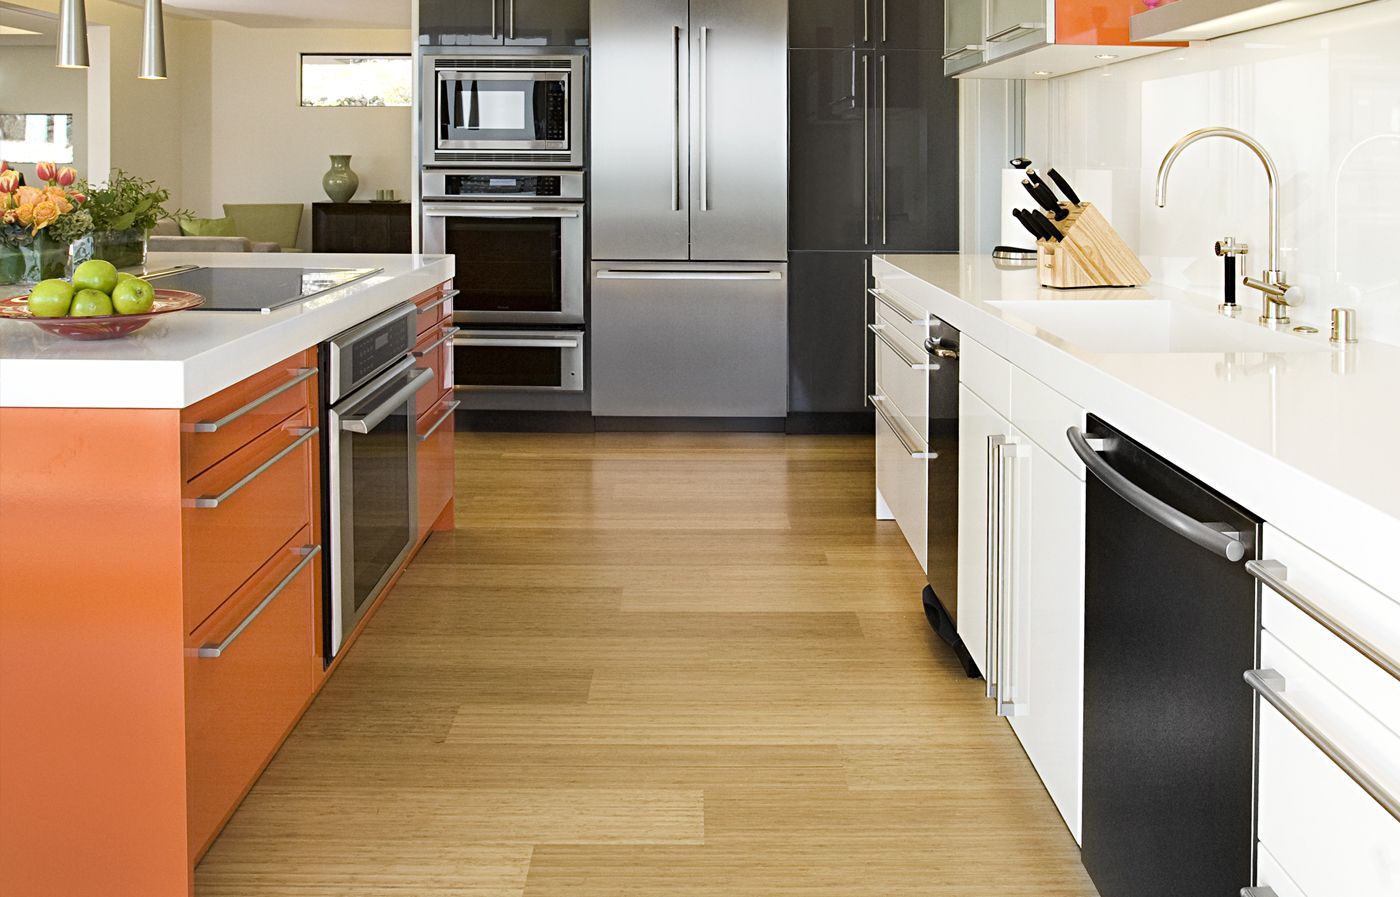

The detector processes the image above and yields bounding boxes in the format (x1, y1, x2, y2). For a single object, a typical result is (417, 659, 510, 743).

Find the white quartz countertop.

(875, 253, 1400, 601)
(0, 252, 454, 410)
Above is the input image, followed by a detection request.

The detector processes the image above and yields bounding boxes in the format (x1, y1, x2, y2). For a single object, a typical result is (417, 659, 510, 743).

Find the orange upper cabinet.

(945, 0, 1182, 79)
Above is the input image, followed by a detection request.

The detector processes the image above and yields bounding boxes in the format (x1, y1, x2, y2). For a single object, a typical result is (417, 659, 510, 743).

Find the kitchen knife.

(1032, 210, 1064, 241)
(1023, 179, 1069, 221)
(1046, 168, 1082, 206)
(1010, 157, 1033, 170)
(1019, 208, 1061, 242)
(1011, 208, 1044, 241)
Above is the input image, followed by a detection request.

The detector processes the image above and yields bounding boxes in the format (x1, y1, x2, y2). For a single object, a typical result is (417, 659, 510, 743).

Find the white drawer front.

(874, 315, 929, 443)
(1256, 632, 1400, 897)
(871, 285, 934, 351)
(1009, 365, 1085, 479)
(875, 403, 928, 573)
(960, 335, 1011, 419)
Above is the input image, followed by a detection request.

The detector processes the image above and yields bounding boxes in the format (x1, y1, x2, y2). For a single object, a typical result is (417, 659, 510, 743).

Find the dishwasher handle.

(1067, 426, 1247, 563)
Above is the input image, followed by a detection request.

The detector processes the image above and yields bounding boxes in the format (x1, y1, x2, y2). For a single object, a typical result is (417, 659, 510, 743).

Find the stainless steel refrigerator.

(589, 0, 788, 421)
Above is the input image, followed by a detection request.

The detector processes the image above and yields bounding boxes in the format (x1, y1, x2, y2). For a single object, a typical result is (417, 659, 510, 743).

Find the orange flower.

(15, 203, 35, 227)
(14, 186, 41, 207)
(29, 201, 61, 232)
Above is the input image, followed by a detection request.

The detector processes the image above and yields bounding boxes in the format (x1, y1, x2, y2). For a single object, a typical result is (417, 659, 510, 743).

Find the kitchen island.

(0, 252, 456, 897)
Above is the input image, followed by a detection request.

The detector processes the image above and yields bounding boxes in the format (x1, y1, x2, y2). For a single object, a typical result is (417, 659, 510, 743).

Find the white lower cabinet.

(957, 345, 1085, 843)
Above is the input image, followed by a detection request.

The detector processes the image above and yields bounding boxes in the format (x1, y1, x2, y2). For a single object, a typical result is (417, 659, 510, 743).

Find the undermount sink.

(986, 300, 1327, 355)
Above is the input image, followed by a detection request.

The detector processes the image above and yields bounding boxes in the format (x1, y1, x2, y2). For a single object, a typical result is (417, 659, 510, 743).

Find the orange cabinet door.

(183, 409, 317, 634)
(414, 321, 458, 419)
(414, 282, 455, 337)
(181, 351, 317, 481)
(185, 530, 319, 862)
(416, 394, 458, 539)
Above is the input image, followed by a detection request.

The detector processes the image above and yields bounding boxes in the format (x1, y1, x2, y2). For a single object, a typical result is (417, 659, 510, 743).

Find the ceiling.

(120, 0, 411, 29)
(0, 4, 56, 46)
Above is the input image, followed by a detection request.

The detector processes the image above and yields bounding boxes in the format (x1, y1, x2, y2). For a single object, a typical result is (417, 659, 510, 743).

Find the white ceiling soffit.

(124, 0, 411, 30)
(0, 3, 58, 46)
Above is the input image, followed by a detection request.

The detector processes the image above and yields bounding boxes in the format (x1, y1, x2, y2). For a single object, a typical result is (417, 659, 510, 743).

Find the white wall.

(186, 22, 414, 249)
(0, 46, 88, 176)
(1017, 0, 1400, 345)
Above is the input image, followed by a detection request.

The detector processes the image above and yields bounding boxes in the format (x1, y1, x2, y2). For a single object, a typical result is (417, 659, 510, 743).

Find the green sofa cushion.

(179, 216, 239, 237)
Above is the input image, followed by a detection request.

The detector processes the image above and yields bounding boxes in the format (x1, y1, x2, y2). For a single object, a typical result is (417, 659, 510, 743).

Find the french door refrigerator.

(589, 0, 789, 421)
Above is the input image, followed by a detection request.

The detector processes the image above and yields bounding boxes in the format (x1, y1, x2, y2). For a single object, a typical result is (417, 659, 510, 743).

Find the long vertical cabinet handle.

(507, 0, 515, 39)
(881, 0, 887, 43)
(997, 442, 1029, 718)
(672, 25, 683, 212)
(880, 54, 888, 246)
(699, 26, 710, 212)
(985, 435, 1007, 701)
(863, 0, 869, 43)
(862, 54, 870, 247)
(490, 0, 497, 39)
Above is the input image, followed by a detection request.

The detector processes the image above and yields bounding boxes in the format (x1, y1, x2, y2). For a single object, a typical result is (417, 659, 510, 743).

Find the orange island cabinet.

(0, 282, 456, 897)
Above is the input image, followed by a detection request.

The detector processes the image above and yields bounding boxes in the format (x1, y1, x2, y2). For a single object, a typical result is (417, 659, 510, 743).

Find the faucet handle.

(1215, 237, 1249, 257)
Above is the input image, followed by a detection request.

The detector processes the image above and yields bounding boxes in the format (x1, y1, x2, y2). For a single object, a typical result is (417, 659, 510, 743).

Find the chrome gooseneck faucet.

(1156, 127, 1299, 325)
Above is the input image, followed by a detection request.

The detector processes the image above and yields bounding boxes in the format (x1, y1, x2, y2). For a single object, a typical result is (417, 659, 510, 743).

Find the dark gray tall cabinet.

(787, 0, 957, 430)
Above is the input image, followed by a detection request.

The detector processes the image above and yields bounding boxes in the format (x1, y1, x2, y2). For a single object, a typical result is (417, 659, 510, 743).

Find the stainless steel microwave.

(421, 49, 585, 168)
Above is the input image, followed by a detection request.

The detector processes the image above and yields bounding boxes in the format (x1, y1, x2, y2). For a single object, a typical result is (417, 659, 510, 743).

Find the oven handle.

(422, 204, 581, 219)
(340, 362, 436, 435)
(454, 336, 581, 349)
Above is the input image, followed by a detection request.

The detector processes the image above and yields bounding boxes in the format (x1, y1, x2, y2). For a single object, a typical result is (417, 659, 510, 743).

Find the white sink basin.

(987, 300, 1326, 355)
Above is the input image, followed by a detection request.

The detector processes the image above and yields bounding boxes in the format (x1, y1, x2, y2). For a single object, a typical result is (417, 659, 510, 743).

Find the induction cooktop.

(144, 266, 382, 313)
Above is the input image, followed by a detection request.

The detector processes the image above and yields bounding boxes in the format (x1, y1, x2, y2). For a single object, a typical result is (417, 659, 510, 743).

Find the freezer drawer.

(591, 262, 788, 418)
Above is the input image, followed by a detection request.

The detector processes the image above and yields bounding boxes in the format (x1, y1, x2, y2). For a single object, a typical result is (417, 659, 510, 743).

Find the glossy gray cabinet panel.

(590, 0, 691, 260)
(876, 50, 958, 251)
(421, 0, 590, 46)
(420, 0, 501, 45)
(788, 251, 870, 414)
(591, 262, 789, 417)
(689, 0, 789, 260)
(505, 0, 591, 45)
(789, 49, 872, 252)
(789, 0, 944, 50)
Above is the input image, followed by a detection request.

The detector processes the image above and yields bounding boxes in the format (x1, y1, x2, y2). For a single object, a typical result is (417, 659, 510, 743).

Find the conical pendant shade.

(139, 0, 167, 80)
(56, 0, 89, 69)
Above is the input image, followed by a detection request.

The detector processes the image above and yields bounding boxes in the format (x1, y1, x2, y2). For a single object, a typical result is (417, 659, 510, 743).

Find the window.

(0, 113, 75, 164)
(300, 54, 412, 108)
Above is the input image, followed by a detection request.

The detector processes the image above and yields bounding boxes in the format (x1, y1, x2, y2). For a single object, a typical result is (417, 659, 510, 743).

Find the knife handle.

(1047, 168, 1082, 206)
(1023, 179, 1069, 221)
(1011, 209, 1042, 241)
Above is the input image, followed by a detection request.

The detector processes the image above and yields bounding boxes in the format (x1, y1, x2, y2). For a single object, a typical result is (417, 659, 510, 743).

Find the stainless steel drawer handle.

(1246, 668, 1400, 824)
(198, 544, 321, 659)
(869, 394, 936, 460)
(341, 367, 436, 435)
(414, 327, 462, 358)
(454, 337, 580, 349)
(417, 400, 461, 443)
(941, 44, 982, 61)
(1067, 427, 1247, 562)
(190, 368, 316, 434)
(420, 292, 457, 316)
(1241, 889, 1279, 897)
(1247, 560, 1400, 682)
(985, 22, 1043, 42)
(868, 288, 930, 325)
(188, 427, 318, 510)
(869, 324, 938, 371)
(595, 269, 784, 281)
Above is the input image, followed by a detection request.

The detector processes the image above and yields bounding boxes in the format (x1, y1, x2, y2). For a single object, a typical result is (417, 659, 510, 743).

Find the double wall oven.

(420, 49, 588, 397)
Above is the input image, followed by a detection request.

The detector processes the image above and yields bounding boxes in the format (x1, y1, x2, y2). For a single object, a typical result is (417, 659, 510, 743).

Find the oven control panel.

(422, 169, 586, 202)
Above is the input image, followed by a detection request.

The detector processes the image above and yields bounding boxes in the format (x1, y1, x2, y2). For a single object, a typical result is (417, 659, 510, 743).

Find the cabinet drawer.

(183, 411, 317, 634)
(185, 530, 318, 861)
(960, 335, 1011, 419)
(1009, 365, 1085, 478)
(414, 321, 457, 421)
(414, 283, 454, 337)
(871, 286, 934, 352)
(1256, 632, 1400, 897)
(417, 394, 458, 539)
(181, 351, 316, 481)
(874, 398, 928, 572)
(873, 314, 929, 442)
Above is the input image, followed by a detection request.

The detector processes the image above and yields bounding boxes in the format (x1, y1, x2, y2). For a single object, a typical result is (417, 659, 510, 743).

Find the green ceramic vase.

(322, 155, 360, 204)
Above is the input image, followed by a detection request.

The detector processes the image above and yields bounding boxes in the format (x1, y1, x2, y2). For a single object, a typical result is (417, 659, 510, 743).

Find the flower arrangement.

(0, 161, 93, 246)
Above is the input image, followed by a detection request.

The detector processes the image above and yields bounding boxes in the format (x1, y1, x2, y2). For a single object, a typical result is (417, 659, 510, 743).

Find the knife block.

(1037, 203, 1151, 289)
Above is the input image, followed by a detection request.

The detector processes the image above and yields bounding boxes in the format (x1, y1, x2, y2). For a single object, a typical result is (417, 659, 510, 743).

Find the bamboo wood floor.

(195, 432, 1096, 897)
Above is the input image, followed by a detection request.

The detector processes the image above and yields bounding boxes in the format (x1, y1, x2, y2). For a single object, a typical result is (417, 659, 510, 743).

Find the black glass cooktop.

(144, 266, 381, 313)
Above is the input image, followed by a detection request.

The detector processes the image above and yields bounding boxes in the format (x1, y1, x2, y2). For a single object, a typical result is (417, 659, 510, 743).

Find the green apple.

(111, 278, 156, 315)
(116, 272, 138, 284)
(72, 259, 120, 295)
(26, 279, 75, 317)
(70, 289, 115, 317)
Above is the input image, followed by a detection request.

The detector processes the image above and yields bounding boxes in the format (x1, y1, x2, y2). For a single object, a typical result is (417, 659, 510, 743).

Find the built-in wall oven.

(421, 50, 585, 168)
(322, 303, 436, 659)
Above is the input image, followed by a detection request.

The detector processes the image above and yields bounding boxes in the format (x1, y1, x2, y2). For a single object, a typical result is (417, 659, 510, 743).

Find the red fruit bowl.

(0, 289, 205, 340)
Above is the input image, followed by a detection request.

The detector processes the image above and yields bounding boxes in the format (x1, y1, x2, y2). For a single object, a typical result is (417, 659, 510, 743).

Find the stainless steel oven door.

(328, 356, 436, 657)
(454, 329, 584, 392)
(422, 202, 584, 324)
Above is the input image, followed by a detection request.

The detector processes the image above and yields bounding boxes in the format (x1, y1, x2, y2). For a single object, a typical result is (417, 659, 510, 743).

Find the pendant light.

(56, 0, 89, 69)
(139, 0, 167, 80)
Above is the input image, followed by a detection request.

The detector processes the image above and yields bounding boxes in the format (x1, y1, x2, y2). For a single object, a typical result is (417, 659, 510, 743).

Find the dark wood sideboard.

(311, 202, 412, 253)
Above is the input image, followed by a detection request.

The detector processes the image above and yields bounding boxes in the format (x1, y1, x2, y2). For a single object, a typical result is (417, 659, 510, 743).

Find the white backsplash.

(1020, 0, 1400, 344)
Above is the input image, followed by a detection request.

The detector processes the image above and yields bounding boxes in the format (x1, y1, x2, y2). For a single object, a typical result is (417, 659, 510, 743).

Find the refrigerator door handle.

(596, 269, 783, 281)
(1068, 426, 1247, 562)
(673, 24, 683, 212)
(698, 25, 710, 212)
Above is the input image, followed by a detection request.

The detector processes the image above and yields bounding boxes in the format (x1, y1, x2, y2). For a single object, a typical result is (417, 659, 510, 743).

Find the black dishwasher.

(1068, 416, 1261, 897)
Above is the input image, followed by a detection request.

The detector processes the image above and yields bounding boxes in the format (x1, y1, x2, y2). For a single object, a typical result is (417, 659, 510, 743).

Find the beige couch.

(148, 220, 281, 253)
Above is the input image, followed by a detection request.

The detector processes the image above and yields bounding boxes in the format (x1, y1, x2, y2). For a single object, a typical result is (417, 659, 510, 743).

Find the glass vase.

(89, 227, 150, 270)
(0, 232, 73, 285)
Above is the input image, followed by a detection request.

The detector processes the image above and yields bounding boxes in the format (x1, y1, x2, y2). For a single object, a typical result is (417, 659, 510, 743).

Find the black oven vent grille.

(435, 151, 574, 163)
(434, 58, 574, 70)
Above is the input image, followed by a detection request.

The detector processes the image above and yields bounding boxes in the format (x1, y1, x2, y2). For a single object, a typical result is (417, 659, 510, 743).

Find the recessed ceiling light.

(0, 25, 42, 36)
(1033, 70, 1052, 76)
(1095, 53, 1119, 60)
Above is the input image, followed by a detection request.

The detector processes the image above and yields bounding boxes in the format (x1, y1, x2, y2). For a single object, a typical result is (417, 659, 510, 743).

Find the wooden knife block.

(1037, 203, 1151, 289)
